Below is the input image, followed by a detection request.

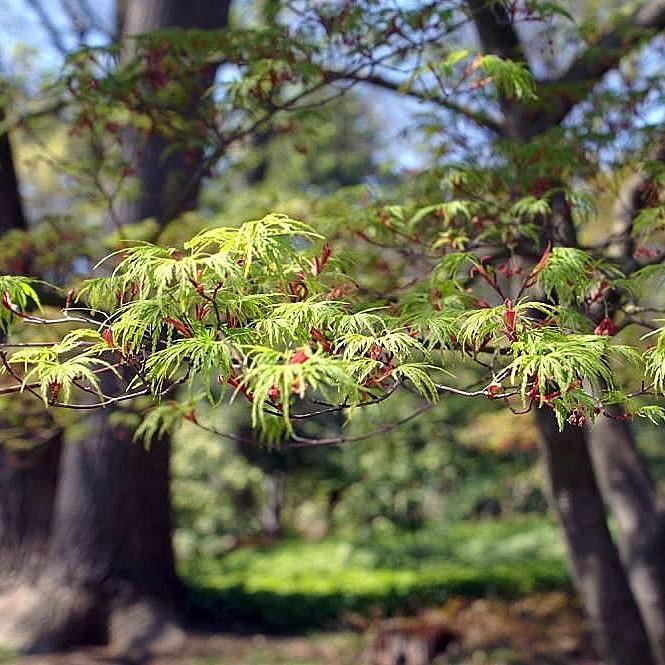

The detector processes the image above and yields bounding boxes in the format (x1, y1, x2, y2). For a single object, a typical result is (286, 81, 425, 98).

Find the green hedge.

(182, 517, 570, 630)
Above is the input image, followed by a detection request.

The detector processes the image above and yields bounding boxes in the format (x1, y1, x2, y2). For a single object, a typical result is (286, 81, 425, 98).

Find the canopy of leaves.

(2, 0, 665, 448)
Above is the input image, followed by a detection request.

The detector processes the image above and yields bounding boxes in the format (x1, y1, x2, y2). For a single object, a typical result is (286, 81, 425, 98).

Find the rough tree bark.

(536, 410, 655, 665)
(0, 438, 61, 584)
(589, 415, 665, 665)
(0, 0, 230, 655)
(0, 99, 62, 587)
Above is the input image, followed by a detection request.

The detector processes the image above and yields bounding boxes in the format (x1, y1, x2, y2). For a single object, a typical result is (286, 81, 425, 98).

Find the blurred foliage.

(181, 517, 568, 630)
(171, 394, 546, 559)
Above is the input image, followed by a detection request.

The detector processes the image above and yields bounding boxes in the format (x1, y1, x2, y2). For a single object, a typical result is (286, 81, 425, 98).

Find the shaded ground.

(7, 592, 598, 665)
(7, 632, 361, 665)
(1, 519, 589, 664)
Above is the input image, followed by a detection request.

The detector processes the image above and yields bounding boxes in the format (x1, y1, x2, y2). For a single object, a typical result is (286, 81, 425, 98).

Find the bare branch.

(467, 1, 665, 138)
(606, 136, 665, 273)
(191, 403, 436, 450)
(25, 0, 69, 56)
(537, 0, 665, 131)
(323, 69, 504, 135)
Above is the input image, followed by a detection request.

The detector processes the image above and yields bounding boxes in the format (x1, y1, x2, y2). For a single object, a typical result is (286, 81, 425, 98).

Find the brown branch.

(25, 0, 69, 56)
(323, 69, 505, 135)
(191, 402, 436, 450)
(467, 1, 665, 138)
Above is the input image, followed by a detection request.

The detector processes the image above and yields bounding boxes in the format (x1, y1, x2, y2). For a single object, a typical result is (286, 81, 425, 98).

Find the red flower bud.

(289, 348, 310, 365)
(594, 317, 617, 337)
(503, 299, 517, 341)
(102, 328, 115, 348)
(310, 327, 332, 352)
(485, 383, 501, 399)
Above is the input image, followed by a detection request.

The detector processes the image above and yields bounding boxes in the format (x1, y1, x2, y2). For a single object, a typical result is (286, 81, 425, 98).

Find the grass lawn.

(181, 516, 570, 630)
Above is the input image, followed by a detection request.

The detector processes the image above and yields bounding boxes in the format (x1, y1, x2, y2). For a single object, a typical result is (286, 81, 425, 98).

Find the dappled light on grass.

(181, 517, 568, 631)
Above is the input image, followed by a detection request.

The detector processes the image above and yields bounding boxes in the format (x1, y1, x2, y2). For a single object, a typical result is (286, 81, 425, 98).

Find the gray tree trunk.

(589, 415, 665, 665)
(536, 409, 655, 665)
(583, 140, 665, 665)
(0, 436, 61, 586)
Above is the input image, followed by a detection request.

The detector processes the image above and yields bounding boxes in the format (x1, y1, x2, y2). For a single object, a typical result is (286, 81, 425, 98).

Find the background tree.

(0, 0, 230, 654)
(0, 91, 62, 584)
(3, 3, 665, 665)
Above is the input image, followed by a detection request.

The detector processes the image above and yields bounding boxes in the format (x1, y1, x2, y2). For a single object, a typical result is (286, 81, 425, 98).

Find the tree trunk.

(0, 99, 62, 587)
(0, 0, 230, 655)
(530, 200, 659, 664)
(466, 4, 658, 662)
(0, 436, 61, 585)
(0, 393, 183, 655)
(579, 139, 665, 665)
(259, 472, 285, 539)
(588, 415, 665, 665)
(536, 408, 655, 665)
(0, 107, 27, 235)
